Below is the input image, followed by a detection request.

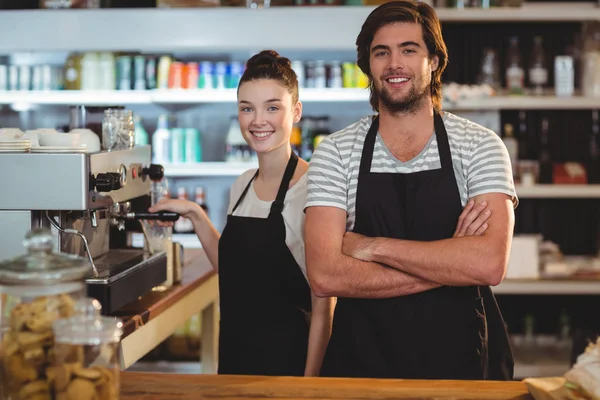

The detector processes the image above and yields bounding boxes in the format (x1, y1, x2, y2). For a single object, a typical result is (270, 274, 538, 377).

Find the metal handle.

(128, 211, 179, 222)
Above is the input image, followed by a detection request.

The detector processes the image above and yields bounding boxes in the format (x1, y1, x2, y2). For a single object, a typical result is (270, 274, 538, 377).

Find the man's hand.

(342, 200, 491, 262)
(342, 232, 375, 262)
(453, 200, 492, 238)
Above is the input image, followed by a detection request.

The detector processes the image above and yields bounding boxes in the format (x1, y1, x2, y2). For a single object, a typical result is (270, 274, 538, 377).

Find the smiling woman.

(149, 49, 335, 378)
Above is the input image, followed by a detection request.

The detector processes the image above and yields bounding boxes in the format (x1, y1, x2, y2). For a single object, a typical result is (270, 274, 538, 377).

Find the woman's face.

(237, 79, 301, 155)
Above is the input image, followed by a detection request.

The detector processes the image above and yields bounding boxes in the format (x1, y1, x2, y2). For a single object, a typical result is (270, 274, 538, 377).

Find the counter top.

(112, 249, 219, 371)
(120, 372, 533, 400)
(112, 249, 216, 338)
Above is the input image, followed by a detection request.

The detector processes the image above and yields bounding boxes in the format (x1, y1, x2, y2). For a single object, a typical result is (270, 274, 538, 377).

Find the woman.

(151, 50, 331, 376)
(150, 50, 492, 376)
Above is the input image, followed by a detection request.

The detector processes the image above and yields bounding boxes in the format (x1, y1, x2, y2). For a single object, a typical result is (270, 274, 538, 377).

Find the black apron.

(320, 113, 514, 380)
(217, 152, 312, 376)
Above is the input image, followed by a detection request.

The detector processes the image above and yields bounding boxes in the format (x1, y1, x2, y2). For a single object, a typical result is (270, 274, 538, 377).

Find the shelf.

(516, 184, 600, 198)
(163, 162, 257, 177)
(0, 4, 598, 53)
(2, 90, 600, 110)
(0, 90, 153, 106)
(493, 279, 600, 295)
(444, 95, 600, 111)
(163, 165, 600, 198)
(434, 2, 600, 22)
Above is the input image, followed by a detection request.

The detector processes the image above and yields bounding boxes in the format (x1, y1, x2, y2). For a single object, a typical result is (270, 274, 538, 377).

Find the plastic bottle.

(502, 123, 519, 176)
(506, 37, 525, 95)
(152, 114, 171, 164)
(134, 115, 149, 146)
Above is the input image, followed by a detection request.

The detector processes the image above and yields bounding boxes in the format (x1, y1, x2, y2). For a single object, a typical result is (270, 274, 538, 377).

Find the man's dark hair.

(356, 0, 448, 112)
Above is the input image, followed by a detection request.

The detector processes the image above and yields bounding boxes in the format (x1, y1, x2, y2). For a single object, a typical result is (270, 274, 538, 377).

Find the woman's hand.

(149, 199, 203, 227)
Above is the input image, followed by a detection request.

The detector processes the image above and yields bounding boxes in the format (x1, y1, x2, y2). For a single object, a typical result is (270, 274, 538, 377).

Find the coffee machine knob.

(94, 173, 122, 192)
(141, 164, 164, 181)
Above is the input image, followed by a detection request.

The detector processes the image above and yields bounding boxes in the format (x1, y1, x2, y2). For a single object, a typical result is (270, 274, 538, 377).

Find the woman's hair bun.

(246, 49, 292, 70)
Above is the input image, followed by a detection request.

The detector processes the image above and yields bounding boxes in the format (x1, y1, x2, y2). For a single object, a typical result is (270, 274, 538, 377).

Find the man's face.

(369, 22, 439, 114)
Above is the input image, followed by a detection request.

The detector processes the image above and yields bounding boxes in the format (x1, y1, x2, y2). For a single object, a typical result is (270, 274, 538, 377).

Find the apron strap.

(270, 151, 299, 215)
(434, 112, 453, 170)
(358, 115, 379, 175)
(231, 170, 259, 214)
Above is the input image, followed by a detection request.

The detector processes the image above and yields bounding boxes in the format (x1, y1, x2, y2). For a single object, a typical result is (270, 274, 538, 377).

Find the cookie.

(25, 313, 54, 334)
(10, 304, 32, 332)
(18, 380, 49, 399)
(46, 364, 73, 392)
(73, 366, 103, 380)
(5, 353, 38, 382)
(66, 378, 98, 400)
(16, 331, 53, 350)
(27, 393, 52, 400)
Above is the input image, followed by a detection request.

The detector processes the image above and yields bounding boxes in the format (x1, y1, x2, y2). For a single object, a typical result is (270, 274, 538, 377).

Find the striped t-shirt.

(305, 112, 518, 231)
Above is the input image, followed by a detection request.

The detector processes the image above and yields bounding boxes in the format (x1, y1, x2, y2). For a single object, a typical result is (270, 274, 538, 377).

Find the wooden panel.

(120, 373, 533, 400)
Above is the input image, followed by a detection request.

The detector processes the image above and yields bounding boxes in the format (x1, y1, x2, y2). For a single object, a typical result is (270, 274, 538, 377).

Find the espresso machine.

(0, 145, 177, 314)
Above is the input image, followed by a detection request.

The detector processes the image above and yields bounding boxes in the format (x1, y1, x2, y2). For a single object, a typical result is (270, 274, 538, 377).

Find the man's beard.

(376, 80, 429, 114)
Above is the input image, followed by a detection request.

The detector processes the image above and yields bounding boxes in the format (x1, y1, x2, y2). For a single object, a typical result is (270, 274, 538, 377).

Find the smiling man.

(304, 1, 518, 380)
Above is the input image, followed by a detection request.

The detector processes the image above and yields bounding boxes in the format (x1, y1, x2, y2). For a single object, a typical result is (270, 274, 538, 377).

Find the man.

(304, 0, 518, 380)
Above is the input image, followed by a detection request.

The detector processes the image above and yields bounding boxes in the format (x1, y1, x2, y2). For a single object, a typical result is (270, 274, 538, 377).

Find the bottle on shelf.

(63, 52, 82, 91)
(589, 110, 600, 183)
(506, 37, 525, 95)
(529, 36, 548, 96)
(225, 117, 253, 162)
(152, 114, 171, 164)
(538, 117, 553, 184)
(555, 308, 572, 360)
(502, 123, 519, 179)
(291, 123, 302, 157)
(518, 110, 529, 160)
(477, 48, 500, 91)
(134, 114, 149, 146)
(195, 186, 209, 215)
(520, 313, 537, 364)
(173, 187, 194, 234)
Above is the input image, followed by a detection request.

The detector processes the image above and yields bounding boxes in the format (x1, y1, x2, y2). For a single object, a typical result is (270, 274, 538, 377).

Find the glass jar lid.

(0, 228, 91, 285)
(53, 298, 123, 345)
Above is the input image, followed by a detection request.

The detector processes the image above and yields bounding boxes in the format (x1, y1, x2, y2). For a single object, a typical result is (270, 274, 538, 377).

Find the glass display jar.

(102, 109, 135, 151)
(0, 228, 91, 400)
(51, 299, 123, 400)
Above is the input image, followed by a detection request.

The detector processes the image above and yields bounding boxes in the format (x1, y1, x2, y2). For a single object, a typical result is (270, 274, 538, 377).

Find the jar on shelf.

(51, 298, 123, 400)
(102, 108, 135, 151)
(0, 228, 92, 400)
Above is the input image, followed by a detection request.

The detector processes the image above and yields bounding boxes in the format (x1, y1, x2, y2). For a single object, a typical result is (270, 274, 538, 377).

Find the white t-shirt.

(305, 112, 518, 231)
(227, 169, 308, 280)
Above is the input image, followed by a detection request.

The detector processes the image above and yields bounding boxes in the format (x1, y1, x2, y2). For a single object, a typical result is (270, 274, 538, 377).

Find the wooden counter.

(120, 372, 533, 400)
(112, 249, 219, 372)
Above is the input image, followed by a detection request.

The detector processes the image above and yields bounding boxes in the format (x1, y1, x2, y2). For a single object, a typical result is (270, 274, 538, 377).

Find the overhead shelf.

(1, 90, 600, 110)
(0, 4, 598, 53)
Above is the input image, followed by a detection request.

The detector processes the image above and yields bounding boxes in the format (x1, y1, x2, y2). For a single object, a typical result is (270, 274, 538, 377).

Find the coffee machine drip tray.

(86, 249, 167, 315)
